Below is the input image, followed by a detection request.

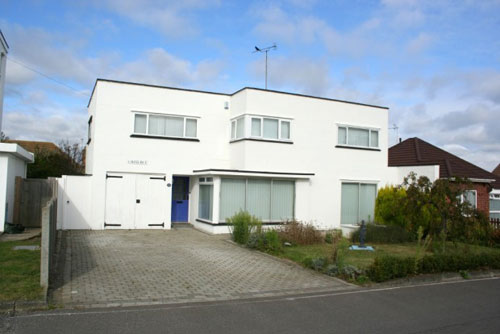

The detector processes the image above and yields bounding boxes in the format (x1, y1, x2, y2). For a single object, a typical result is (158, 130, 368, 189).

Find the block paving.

(50, 227, 352, 308)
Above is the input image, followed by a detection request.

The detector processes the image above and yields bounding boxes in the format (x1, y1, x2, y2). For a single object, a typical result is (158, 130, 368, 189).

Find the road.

(2, 278, 500, 334)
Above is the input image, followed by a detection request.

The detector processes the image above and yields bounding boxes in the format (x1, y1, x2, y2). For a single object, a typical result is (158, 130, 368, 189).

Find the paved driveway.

(50, 227, 352, 308)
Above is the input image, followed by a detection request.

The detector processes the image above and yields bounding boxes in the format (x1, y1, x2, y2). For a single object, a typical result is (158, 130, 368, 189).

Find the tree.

(374, 185, 407, 228)
(27, 140, 85, 178)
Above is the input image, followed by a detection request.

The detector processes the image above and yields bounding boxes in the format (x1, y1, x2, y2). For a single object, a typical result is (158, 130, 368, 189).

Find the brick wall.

(471, 183, 490, 215)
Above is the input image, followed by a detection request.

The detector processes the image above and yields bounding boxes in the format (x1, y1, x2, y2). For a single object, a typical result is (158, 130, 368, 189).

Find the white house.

(0, 30, 8, 131)
(0, 31, 35, 233)
(57, 78, 401, 234)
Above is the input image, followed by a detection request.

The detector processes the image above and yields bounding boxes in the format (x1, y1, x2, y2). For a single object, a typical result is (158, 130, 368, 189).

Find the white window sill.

(230, 137, 293, 144)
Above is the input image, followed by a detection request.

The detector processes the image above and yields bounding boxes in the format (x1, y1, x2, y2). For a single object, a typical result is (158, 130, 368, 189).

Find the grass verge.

(0, 237, 43, 301)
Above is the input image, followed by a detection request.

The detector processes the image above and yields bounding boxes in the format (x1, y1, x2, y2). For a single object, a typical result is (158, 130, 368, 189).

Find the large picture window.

(341, 182, 377, 225)
(338, 125, 379, 149)
(133, 113, 198, 139)
(219, 178, 295, 222)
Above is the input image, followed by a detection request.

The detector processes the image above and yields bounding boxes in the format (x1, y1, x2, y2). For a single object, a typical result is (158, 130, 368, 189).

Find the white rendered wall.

(85, 81, 232, 230)
(228, 89, 395, 231)
(0, 35, 7, 132)
(80, 81, 399, 232)
(0, 153, 27, 231)
(57, 175, 92, 230)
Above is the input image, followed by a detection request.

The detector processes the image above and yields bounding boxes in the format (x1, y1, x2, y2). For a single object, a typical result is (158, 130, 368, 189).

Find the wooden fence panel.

(13, 177, 57, 227)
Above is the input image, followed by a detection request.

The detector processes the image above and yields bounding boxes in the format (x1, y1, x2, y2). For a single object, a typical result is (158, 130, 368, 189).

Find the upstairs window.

(338, 125, 379, 149)
(252, 117, 290, 141)
(133, 113, 198, 139)
(231, 115, 292, 142)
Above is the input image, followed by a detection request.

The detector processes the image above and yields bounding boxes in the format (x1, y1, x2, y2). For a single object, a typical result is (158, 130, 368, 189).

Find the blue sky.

(1, 0, 500, 170)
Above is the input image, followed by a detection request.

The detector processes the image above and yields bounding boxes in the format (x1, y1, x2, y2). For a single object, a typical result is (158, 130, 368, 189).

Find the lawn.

(0, 237, 43, 301)
(280, 241, 500, 270)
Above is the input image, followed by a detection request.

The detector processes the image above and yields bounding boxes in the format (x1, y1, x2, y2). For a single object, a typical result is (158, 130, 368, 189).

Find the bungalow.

(388, 137, 497, 216)
(57, 78, 399, 234)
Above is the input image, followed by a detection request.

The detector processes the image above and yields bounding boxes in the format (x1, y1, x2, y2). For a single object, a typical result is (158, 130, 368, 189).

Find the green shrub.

(246, 229, 283, 254)
(351, 224, 415, 244)
(375, 186, 407, 228)
(325, 229, 342, 244)
(332, 238, 350, 270)
(302, 256, 328, 271)
(227, 211, 262, 245)
(367, 255, 416, 282)
(367, 252, 500, 282)
(325, 233, 333, 244)
(278, 220, 323, 245)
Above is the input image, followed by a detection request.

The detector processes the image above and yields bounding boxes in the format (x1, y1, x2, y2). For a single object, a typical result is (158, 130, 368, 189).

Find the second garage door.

(105, 173, 168, 229)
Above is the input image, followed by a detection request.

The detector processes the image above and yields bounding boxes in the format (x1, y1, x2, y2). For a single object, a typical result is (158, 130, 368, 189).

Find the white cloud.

(406, 32, 434, 54)
(94, 0, 220, 38)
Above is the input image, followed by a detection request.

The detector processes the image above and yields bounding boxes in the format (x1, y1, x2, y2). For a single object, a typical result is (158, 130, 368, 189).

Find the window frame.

(337, 124, 380, 149)
(461, 189, 478, 209)
(132, 112, 199, 139)
(219, 177, 295, 223)
(231, 114, 292, 143)
(340, 181, 378, 225)
(490, 193, 500, 219)
(87, 116, 93, 145)
(198, 177, 214, 221)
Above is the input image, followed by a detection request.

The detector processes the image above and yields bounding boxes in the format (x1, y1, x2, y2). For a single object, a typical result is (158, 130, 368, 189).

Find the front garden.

(227, 173, 500, 284)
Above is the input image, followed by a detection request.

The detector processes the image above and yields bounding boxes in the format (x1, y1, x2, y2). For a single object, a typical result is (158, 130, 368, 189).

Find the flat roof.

(88, 78, 389, 110)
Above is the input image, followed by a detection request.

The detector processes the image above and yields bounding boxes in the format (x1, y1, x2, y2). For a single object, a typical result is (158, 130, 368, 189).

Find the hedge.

(351, 224, 415, 244)
(367, 252, 500, 282)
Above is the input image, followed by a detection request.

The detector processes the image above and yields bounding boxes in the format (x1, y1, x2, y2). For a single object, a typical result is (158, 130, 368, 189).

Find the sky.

(1, 0, 499, 171)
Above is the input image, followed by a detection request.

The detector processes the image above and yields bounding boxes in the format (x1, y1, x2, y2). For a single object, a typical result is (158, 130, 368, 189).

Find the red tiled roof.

(389, 138, 497, 182)
(492, 163, 500, 189)
(6, 140, 60, 154)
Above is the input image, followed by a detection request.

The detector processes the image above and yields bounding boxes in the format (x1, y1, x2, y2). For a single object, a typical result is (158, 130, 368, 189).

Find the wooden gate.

(13, 177, 57, 227)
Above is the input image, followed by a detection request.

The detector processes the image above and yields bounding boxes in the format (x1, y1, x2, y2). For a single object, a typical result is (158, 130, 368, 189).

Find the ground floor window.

(219, 178, 294, 222)
(341, 182, 377, 225)
(198, 182, 213, 221)
(462, 190, 477, 209)
(490, 193, 500, 219)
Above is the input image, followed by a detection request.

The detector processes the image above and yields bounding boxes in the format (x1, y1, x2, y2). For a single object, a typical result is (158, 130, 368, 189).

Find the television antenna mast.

(389, 124, 399, 144)
(253, 43, 277, 90)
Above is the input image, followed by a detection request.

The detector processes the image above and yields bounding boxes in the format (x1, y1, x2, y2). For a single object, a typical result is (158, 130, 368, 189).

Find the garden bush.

(351, 224, 415, 244)
(366, 255, 416, 282)
(375, 186, 407, 228)
(302, 256, 328, 271)
(367, 252, 500, 282)
(246, 229, 283, 254)
(278, 220, 323, 245)
(227, 211, 262, 245)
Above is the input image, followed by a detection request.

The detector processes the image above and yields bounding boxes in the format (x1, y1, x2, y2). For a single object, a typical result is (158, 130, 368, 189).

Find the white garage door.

(104, 173, 167, 229)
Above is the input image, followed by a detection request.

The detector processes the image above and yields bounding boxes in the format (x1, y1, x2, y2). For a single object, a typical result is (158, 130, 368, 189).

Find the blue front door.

(171, 177, 189, 222)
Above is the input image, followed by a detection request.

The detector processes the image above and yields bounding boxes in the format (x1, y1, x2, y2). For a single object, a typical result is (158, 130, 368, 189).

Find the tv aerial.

(253, 43, 277, 90)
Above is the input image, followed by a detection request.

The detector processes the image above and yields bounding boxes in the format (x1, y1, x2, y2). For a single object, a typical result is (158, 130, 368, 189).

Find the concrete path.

(50, 228, 351, 308)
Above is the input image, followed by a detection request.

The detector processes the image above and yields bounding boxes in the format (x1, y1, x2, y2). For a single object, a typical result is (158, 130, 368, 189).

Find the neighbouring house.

(389, 137, 497, 216)
(5, 140, 60, 154)
(0, 30, 7, 130)
(490, 163, 500, 220)
(0, 31, 35, 233)
(57, 78, 402, 234)
(0, 143, 34, 232)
